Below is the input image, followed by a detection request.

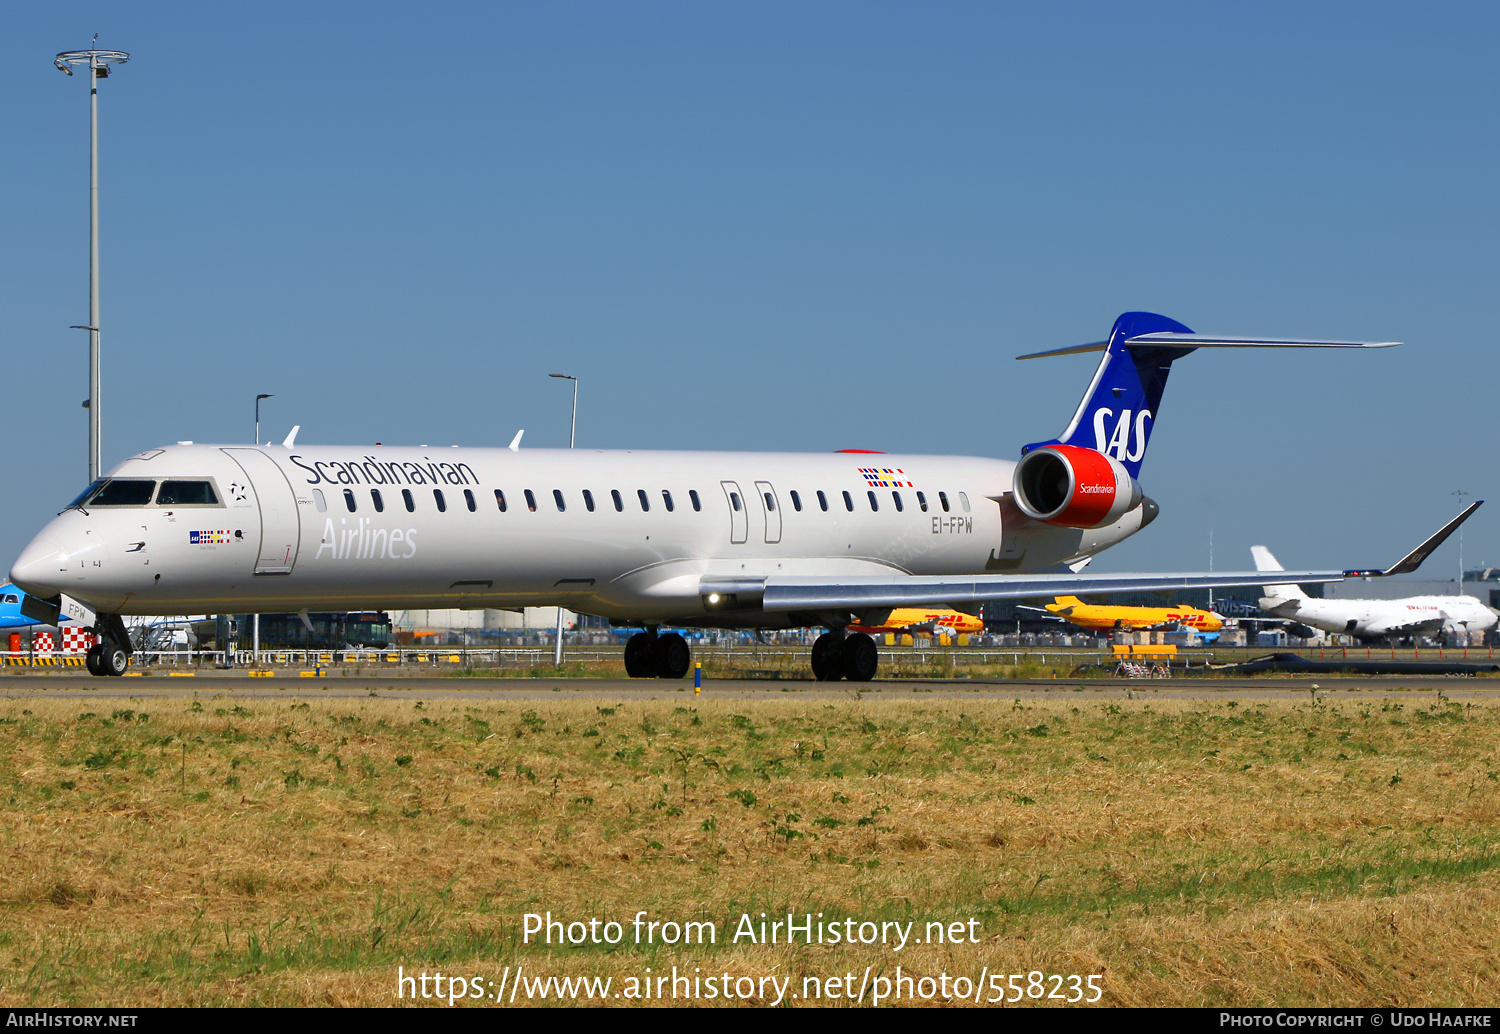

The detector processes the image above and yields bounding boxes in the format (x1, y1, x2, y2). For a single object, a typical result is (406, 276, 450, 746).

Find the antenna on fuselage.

(508, 429, 524, 452)
(282, 425, 299, 447)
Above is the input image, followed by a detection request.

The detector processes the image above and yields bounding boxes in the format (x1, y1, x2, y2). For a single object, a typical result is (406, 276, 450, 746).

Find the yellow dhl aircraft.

(1026, 596, 1223, 633)
(849, 608, 984, 638)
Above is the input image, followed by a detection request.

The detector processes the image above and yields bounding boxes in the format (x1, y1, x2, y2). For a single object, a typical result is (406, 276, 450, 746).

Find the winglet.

(282, 425, 300, 448)
(1342, 501, 1483, 577)
(508, 429, 524, 452)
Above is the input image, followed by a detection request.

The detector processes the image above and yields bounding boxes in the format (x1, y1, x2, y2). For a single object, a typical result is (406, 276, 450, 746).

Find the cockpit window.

(2, 594, 17, 605)
(66, 481, 107, 509)
(156, 480, 219, 506)
(85, 480, 157, 507)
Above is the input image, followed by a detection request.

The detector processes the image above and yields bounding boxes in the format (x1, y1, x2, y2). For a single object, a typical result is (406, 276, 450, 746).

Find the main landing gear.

(811, 630, 877, 682)
(623, 629, 692, 679)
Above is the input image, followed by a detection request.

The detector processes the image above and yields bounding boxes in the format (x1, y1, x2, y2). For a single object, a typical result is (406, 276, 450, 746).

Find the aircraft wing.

(1343, 501, 1482, 577)
(1365, 616, 1446, 639)
(697, 570, 1346, 614)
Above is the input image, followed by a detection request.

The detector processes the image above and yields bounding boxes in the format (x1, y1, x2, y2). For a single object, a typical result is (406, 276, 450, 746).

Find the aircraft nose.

(10, 537, 68, 597)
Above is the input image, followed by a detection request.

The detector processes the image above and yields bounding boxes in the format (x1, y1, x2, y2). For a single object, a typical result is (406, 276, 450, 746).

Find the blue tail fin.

(1022, 312, 1197, 478)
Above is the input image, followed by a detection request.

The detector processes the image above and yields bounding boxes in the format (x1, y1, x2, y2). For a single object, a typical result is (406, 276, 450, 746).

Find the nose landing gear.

(85, 639, 129, 677)
(85, 615, 132, 677)
(623, 629, 692, 679)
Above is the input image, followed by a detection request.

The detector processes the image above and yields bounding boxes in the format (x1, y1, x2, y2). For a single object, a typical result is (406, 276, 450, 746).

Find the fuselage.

(10, 443, 1155, 626)
(848, 607, 985, 637)
(1262, 594, 1499, 640)
(1044, 595, 1223, 633)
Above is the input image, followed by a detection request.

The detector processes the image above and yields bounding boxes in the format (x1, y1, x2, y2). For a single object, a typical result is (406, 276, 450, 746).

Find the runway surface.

(1, 670, 1496, 701)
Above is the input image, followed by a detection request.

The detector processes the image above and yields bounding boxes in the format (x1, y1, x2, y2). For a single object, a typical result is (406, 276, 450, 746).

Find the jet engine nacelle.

(1013, 444, 1143, 529)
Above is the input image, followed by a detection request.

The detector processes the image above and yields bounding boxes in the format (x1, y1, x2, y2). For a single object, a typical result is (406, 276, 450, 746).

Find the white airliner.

(1253, 518, 1499, 642)
(10, 312, 1407, 679)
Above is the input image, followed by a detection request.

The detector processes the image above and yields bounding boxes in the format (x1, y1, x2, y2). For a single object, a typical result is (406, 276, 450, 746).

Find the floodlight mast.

(55, 44, 130, 482)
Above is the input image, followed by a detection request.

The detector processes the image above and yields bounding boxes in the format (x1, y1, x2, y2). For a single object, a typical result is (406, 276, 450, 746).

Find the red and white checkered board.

(60, 627, 97, 653)
(32, 631, 54, 653)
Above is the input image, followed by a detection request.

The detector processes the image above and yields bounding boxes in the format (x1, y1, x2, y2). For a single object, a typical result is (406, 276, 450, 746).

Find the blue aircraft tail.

(1017, 311, 1397, 478)
(1021, 311, 1197, 478)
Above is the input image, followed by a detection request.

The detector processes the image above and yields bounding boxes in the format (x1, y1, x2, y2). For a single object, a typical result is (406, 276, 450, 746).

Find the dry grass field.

(1, 691, 1498, 1007)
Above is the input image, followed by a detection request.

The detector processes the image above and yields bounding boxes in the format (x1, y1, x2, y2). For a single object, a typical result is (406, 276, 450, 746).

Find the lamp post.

(549, 374, 578, 665)
(251, 395, 274, 663)
(255, 394, 274, 446)
(55, 41, 130, 482)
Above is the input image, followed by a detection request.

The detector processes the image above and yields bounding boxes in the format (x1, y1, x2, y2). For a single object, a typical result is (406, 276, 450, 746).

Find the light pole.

(255, 394, 274, 446)
(549, 374, 577, 665)
(252, 394, 274, 663)
(55, 41, 130, 482)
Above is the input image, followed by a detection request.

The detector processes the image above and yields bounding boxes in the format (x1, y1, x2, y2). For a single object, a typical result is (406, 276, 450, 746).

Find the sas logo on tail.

(1091, 408, 1152, 462)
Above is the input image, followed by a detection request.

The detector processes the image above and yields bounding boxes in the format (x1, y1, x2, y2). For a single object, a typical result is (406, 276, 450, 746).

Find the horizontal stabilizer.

(1017, 332, 1399, 361)
(1127, 332, 1399, 349)
(1342, 501, 1483, 577)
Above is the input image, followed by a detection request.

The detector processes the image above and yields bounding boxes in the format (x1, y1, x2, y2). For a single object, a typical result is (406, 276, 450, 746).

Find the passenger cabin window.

(817, 490, 829, 512)
(583, 489, 595, 512)
(842, 491, 853, 512)
(662, 489, 674, 512)
(553, 489, 566, 512)
(156, 480, 219, 506)
(611, 490, 623, 512)
(939, 491, 950, 513)
(524, 489, 537, 512)
(371, 489, 385, 513)
(689, 489, 702, 512)
(867, 490, 878, 512)
(730, 492, 741, 512)
(637, 489, 650, 512)
(434, 489, 447, 512)
(313, 489, 327, 513)
(343, 489, 357, 513)
(464, 489, 476, 512)
(790, 490, 802, 512)
(959, 491, 971, 512)
(495, 489, 507, 512)
(764, 492, 776, 511)
(892, 491, 903, 512)
(916, 491, 928, 512)
(87, 480, 156, 507)
(402, 489, 415, 512)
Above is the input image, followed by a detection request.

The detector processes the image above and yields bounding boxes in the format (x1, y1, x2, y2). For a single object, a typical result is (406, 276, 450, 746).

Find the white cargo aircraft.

(11, 312, 1412, 678)
(1253, 512, 1498, 642)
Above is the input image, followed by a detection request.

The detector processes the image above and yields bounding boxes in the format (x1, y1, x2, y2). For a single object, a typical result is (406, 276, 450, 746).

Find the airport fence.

(0, 642, 1492, 672)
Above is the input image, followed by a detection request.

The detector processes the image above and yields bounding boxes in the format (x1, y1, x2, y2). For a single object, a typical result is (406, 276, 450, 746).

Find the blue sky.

(3, 2, 1496, 580)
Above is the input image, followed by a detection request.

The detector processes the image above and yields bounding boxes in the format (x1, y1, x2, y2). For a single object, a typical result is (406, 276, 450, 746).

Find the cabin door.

(222, 448, 301, 574)
(720, 481, 748, 544)
(754, 481, 782, 544)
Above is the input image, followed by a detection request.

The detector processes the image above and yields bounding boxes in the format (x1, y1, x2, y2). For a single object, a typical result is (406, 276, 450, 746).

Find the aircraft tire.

(623, 632, 656, 678)
(811, 633, 844, 681)
(652, 633, 691, 679)
(840, 633, 878, 682)
(85, 645, 104, 677)
(100, 641, 129, 677)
